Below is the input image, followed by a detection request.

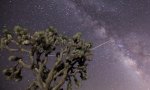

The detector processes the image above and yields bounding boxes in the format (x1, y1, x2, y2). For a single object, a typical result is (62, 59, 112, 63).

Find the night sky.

(1, 0, 150, 90)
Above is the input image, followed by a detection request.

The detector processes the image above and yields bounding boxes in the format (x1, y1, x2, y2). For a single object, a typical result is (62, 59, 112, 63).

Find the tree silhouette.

(0, 26, 92, 90)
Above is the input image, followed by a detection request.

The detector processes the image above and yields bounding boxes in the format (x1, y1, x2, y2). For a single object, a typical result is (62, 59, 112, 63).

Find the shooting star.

(91, 39, 113, 50)
(48, 39, 113, 56)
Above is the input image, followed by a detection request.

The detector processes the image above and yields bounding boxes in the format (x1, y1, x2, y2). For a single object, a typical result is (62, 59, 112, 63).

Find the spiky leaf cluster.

(3, 64, 22, 82)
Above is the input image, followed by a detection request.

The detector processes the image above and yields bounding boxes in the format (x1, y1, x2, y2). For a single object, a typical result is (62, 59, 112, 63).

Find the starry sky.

(1, 0, 150, 90)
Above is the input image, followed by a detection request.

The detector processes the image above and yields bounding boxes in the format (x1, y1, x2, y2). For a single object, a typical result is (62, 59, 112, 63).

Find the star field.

(1, 0, 150, 90)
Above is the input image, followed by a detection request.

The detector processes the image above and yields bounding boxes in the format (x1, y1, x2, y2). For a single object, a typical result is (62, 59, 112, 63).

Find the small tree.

(0, 26, 92, 90)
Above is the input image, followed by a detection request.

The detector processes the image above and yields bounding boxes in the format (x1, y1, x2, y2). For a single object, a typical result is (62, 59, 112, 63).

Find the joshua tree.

(0, 26, 92, 90)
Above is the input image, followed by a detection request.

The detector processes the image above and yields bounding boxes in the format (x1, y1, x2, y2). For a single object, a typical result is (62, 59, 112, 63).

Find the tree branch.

(5, 46, 18, 52)
(18, 59, 32, 69)
(45, 50, 64, 90)
(52, 64, 69, 90)
(36, 63, 45, 89)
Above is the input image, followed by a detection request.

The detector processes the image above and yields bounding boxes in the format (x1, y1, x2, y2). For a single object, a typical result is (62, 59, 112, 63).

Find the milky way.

(1, 0, 150, 90)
